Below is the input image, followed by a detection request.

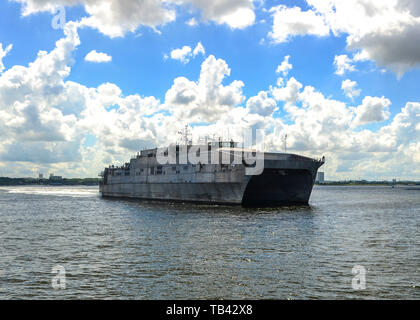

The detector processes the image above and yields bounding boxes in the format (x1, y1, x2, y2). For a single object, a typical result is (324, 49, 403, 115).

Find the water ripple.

(0, 185, 419, 299)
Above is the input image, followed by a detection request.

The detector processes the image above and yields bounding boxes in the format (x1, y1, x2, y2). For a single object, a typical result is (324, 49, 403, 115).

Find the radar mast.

(178, 124, 193, 145)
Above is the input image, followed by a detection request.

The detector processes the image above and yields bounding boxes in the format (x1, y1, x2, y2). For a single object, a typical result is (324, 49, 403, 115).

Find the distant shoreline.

(0, 177, 100, 186)
(316, 183, 420, 187)
(1, 177, 419, 187)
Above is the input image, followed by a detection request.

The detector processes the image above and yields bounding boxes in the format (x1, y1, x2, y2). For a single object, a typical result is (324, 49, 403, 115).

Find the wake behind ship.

(99, 139, 325, 206)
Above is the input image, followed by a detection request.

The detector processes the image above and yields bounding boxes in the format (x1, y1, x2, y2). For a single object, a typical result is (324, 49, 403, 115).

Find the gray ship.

(99, 138, 325, 206)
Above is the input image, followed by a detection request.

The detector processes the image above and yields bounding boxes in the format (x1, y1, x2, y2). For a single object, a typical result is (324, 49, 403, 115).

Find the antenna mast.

(284, 134, 288, 153)
(178, 125, 192, 145)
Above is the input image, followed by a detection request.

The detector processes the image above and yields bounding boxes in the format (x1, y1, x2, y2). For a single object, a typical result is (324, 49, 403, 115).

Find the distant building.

(49, 175, 62, 180)
(316, 172, 325, 183)
(39, 173, 43, 179)
(392, 179, 397, 188)
(49, 174, 63, 185)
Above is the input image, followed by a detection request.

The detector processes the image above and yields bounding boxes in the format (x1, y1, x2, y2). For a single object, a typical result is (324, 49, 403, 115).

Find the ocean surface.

(0, 185, 419, 299)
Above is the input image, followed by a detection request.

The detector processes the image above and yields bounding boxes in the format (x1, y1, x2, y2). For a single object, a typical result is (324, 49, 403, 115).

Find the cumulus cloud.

(268, 0, 420, 75)
(268, 76, 400, 159)
(0, 43, 13, 73)
(315, 0, 420, 75)
(14, 0, 176, 38)
(165, 55, 244, 122)
(276, 55, 292, 77)
(271, 84, 348, 154)
(271, 77, 302, 105)
(186, 17, 198, 26)
(13, 0, 256, 37)
(169, 42, 205, 64)
(183, 0, 256, 29)
(341, 79, 361, 100)
(84, 50, 112, 63)
(268, 5, 329, 43)
(334, 55, 356, 76)
(353, 50, 370, 62)
(246, 91, 277, 117)
(352, 96, 391, 126)
(0, 21, 164, 176)
(170, 46, 192, 64)
(385, 102, 420, 145)
(13, 0, 420, 76)
(0, 22, 81, 166)
(1, 19, 420, 180)
(213, 6, 255, 29)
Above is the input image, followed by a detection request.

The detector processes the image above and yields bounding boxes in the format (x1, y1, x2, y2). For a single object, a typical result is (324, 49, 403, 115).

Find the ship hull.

(100, 181, 247, 204)
(101, 170, 315, 206)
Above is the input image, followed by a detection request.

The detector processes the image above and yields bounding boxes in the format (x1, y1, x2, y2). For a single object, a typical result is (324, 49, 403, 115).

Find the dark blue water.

(0, 185, 419, 299)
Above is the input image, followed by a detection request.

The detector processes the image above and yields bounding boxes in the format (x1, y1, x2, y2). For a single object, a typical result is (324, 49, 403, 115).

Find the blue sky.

(1, 0, 420, 179)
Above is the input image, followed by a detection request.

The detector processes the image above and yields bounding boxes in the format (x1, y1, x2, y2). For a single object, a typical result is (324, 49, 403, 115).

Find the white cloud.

(0, 22, 82, 166)
(353, 50, 370, 62)
(276, 55, 292, 77)
(269, 76, 396, 157)
(267, 0, 420, 76)
(15, 0, 176, 38)
(316, 0, 420, 75)
(385, 102, 420, 145)
(268, 5, 329, 43)
(333, 51, 372, 76)
(84, 50, 112, 63)
(271, 77, 302, 105)
(165, 55, 245, 122)
(214, 7, 255, 29)
(0, 43, 13, 73)
(1, 20, 420, 180)
(341, 79, 361, 100)
(352, 96, 391, 126)
(246, 91, 277, 116)
(186, 17, 198, 26)
(334, 55, 356, 76)
(170, 46, 192, 64)
(13, 0, 256, 37)
(169, 42, 205, 64)
(0, 21, 164, 177)
(13, 0, 420, 76)
(182, 0, 256, 30)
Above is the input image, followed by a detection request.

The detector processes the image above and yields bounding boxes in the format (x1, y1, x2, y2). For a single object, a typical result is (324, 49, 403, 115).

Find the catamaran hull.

(100, 154, 323, 206)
